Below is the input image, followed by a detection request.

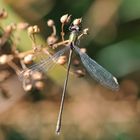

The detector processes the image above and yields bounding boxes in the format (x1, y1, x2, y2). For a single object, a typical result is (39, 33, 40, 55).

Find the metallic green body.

(69, 31, 78, 43)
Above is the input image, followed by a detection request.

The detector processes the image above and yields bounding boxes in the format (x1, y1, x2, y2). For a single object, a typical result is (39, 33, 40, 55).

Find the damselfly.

(20, 19, 119, 134)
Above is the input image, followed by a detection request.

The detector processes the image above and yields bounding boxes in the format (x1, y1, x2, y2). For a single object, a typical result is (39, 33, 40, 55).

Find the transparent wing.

(19, 46, 70, 81)
(73, 45, 119, 90)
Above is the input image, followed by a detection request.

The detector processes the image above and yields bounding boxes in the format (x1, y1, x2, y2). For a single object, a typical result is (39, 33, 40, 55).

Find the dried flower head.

(60, 14, 71, 24)
(5, 23, 16, 34)
(60, 14, 67, 23)
(0, 9, 8, 19)
(0, 70, 11, 82)
(32, 71, 43, 81)
(23, 54, 34, 64)
(27, 26, 34, 35)
(75, 69, 85, 77)
(80, 48, 86, 53)
(0, 55, 13, 64)
(47, 36, 58, 46)
(83, 28, 89, 35)
(23, 83, 32, 91)
(27, 25, 40, 35)
(73, 59, 80, 67)
(66, 15, 71, 23)
(17, 22, 29, 30)
(47, 19, 54, 27)
(35, 81, 45, 90)
(33, 25, 40, 33)
(57, 55, 67, 65)
(21, 69, 31, 79)
(73, 18, 82, 25)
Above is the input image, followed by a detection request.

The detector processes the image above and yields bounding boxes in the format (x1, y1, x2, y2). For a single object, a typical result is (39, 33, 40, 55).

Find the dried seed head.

(60, 14, 71, 24)
(5, 25, 12, 33)
(73, 18, 82, 25)
(80, 48, 86, 53)
(0, 9, 8, 19)
(33, 25, 40, 33)
(75, 69, 85, 77)
(22, 69, 32, 79)
(23, 83, 32, 91)
(27, 26, 34, 35)
(83, 28, 89, 35)
(17, 22, 29, 30)
(11, 23, 17, 30)
(5, 23, 16, 34)
(27, 25, 40, 35)
(0, 55, 11, 64)
(23, 54, 34, 64)
(32, 71, 43, 80)
(47, 36, 58, 46)
(73, 59, 80, 67)
(0, 70, 11, 82)
(60, 14, 68, 24)
(57, 55, 67, 65)
(66, 15, 71, 23)
(35, 81, 45, 90)
(47, 19, 54, 27)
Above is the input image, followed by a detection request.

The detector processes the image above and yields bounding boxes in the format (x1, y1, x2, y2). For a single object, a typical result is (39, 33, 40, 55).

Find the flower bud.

(47, 19, 54, 27)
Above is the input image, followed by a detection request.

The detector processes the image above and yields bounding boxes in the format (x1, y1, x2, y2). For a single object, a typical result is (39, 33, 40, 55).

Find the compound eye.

(75, 26, 80, 31)
(69, 23, 74, 31)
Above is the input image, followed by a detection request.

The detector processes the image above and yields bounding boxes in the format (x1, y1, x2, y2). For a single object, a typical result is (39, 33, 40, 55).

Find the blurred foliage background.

(0, 0, 140, 140)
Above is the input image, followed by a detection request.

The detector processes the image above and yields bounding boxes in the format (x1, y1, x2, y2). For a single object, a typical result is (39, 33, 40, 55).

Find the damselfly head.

(69, 24, 82, 32)
(69, 18, 82, 32)
(73, 18, 82, 26)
